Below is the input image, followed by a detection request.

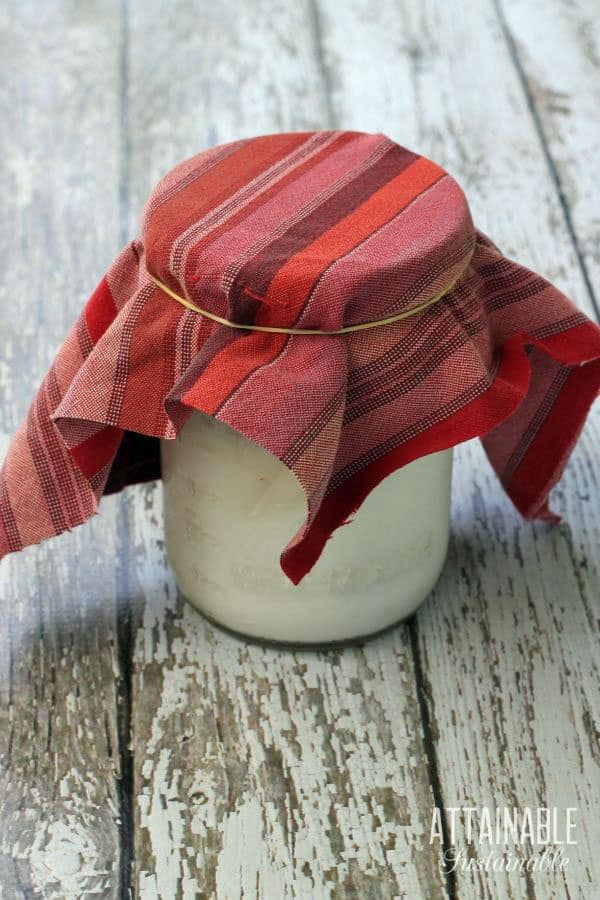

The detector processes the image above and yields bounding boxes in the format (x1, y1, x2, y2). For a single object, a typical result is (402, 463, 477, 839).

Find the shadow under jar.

(160, 411, 453, 647)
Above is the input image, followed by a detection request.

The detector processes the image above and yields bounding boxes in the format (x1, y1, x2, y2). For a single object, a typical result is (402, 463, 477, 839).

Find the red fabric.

(1, 129, 599, 583)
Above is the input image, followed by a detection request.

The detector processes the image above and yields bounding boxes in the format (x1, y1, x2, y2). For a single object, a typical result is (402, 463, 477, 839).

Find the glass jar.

(161, 411, 452, 646)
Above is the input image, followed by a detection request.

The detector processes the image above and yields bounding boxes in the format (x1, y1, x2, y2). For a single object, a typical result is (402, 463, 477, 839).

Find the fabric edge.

(280, 321, 600, 585)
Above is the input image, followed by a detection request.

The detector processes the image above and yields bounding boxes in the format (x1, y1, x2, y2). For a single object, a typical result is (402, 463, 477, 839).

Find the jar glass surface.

(161, 412, 453, 645)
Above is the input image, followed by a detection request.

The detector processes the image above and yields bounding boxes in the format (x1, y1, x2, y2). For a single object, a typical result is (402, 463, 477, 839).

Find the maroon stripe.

(284, 294, 479, 467)
(186, 132, 345, 273)
(347, 286, 482, 406)
(228, 143, 419, 309)
(344, 249, 498, 399)
(106, 285, 154, 425)
(282, 384, 346, 468)
(290, 169, 453, 333)
(346, 314, 487, 425)
(283, 301, 486, 469)
(26, 388, 68, 533)
(482, 272, 550, 310)
(0, 477, 21, 551)
(533, 312, 587, 341)
(501, 367, 569, 485)
(281, 248, 479, 466)
(212, 144, 420, 417)
(329, 365, 500, 493)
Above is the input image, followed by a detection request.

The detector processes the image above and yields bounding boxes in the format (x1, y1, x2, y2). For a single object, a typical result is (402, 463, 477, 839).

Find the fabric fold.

(1, 129, 599, 583)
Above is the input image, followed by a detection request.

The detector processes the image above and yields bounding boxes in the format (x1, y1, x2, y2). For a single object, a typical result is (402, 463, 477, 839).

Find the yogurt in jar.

(161, 411, 452, 645)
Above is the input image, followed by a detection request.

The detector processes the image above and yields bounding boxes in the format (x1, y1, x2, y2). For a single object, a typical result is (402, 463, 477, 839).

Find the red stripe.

(185, 132, 359, 284)
(280, 332, 531, 584)
(85, 276, 118, 344)
(183, 156, 445, 414)
(506, 357, 600, 519)
(534, 319, 600, 365)
(70, 426, 124, 478)
(233, 145, 420, 315)
(182, 331, 287, 415)
(281, 320, 600, 583)
(146, 133, 314, 273)
(258, 156, 445, 327)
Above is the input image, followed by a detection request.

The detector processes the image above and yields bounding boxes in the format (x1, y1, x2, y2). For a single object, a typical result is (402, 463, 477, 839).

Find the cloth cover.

(1, 129, 599, 584)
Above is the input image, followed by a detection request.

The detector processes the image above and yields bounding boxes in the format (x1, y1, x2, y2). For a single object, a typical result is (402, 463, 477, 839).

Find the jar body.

(161, 412, 453, 645)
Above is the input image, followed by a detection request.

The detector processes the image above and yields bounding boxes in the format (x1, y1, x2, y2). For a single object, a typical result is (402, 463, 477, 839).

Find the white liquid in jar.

(161, 411, 453, 645)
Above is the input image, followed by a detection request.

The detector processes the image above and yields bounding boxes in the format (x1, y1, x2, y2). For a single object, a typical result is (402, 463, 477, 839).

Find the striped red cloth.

(1, 130, 600, 584)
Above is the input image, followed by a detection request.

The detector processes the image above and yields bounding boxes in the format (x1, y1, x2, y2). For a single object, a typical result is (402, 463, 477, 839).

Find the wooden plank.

(315, 0, 597, 319)
(498, 0, 600, 315)
(3, 2, 595, 897)
(0, 498, 127, 899)
(415, 405, 600, 898)
(0, 4, 125, 897)
(125, 1, 447, 895)
(124, 0, 333, 218)
(317, 0, 600, 896)
(126, 483, 447, 898)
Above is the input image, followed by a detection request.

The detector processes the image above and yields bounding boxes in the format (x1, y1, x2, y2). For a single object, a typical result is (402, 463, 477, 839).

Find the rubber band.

(149, 258, 471, 336)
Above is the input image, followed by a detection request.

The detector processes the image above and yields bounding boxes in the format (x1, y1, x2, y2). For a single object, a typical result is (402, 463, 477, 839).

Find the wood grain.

(316, 0, 598, 319)
(317, 0, 600, 896)
(125, 0, 333, 219)
(499, 0, 600, 314)
(126, 483, 447, 898)
(0, 4, 126, 897)
(415, 404, 600, 898)
(1, 0, 598, 897)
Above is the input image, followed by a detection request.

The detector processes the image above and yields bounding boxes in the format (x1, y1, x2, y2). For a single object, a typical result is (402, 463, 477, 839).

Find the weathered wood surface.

(0, 3, 126, 898)
(418, 411, 600, 899)
(317, 0, 600, 895)
(317, 0, 597, 320)
(500, 0, 600, 311)
(0, 0, 598, 898)
(128, 485, 447, 898)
